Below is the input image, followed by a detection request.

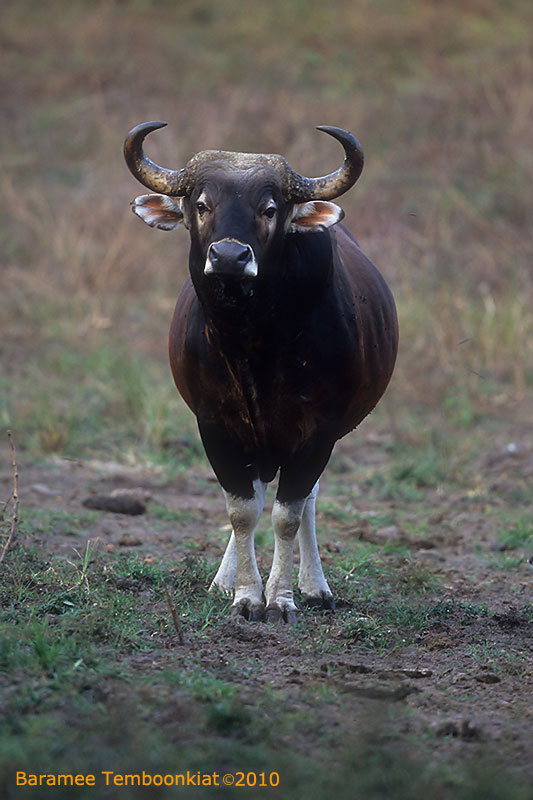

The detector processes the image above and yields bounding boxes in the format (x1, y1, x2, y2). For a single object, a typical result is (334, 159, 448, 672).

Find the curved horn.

(289, 126, 365, 201)
(123, 121, 188, 196)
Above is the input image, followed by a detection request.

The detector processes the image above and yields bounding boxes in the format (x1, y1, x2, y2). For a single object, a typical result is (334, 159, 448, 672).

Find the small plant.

(498, 519, 533, 551)
(0, 430, 19, 567)
(31, 618, 62, 676)
(395, 560, 436, 595)
(66, 539, 97, 592)
(341, 611, 396, 649)
(442, 389, 475, 428)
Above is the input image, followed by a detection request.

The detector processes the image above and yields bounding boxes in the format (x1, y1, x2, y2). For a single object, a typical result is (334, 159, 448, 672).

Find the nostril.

(209, 243, 222, 265)
(236, 248, 251, 265)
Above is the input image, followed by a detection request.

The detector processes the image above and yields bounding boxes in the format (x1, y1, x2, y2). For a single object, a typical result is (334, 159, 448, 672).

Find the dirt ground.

(3, 417, 532, 787)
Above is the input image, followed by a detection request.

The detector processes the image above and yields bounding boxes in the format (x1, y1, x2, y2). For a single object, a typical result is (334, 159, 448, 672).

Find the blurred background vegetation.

(1, 0, 532, 460)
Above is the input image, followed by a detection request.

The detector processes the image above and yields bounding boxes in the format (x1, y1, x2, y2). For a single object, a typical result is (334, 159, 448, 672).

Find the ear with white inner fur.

(290, 201, 344, 232)
(131, 194, 184, 231)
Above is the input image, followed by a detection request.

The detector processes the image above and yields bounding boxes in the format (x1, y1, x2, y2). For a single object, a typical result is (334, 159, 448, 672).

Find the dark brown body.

(169, 223, 398, 502)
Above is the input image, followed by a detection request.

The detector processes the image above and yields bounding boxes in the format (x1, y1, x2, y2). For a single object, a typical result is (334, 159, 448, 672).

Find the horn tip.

(316, 125, 364, 159)
(142, 120, 168, 132)
(316, 124, 358, 142)
(127, 121, 168, 138)
(316, 124, 346, 134)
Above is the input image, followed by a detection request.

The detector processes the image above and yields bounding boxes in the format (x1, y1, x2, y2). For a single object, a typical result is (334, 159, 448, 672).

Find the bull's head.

(124, 122, 364, 288)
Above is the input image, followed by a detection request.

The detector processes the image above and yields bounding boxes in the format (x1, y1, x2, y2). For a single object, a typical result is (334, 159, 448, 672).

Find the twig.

(0, 430, 20, 567)
(164, 585, 185, 644)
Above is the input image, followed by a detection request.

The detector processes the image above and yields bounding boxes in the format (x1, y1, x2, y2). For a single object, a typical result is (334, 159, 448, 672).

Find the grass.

(18, 509, 98, 539)
(1, 343, 202, 465)
(323, 553, 492, 650)
(467, 644, 531, 679)
(148, 505, 201, 525)
(1, 544, 530, 799)
(498, 518, 533, 551)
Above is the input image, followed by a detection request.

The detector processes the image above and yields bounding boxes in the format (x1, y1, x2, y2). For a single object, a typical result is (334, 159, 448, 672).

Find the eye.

(263, 206, 276, 220)
(196, 201, 209, 216)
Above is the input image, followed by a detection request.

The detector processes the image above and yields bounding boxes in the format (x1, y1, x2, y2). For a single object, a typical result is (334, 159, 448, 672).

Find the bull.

(124, 121, 398, 622)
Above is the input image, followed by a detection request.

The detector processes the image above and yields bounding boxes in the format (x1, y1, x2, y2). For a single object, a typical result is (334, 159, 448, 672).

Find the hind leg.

(297, 482, 334, 609)
(265, 435, 335, 621)
(264, 484, 333, 619)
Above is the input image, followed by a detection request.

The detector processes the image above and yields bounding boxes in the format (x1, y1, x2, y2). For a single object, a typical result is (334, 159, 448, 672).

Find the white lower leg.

(297, 482, 332, 600)
(265, 498, 305, 610)
(209, 532, 237, 594)
(226, 480, 266, 608)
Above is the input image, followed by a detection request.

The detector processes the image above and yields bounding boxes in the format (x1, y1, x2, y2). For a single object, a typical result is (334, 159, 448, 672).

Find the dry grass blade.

(0, 430, 20, 567)
(164, 584, 185, 645)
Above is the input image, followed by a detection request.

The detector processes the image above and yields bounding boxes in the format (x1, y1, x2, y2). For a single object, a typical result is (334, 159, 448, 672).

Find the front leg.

(224, 481, 266, 620)
(265, 497, 306, 623)
(198, 419, 266, 619)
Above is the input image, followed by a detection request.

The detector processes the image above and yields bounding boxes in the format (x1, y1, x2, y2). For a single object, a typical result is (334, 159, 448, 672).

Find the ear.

(290, 200, 344, 232)
(131, 194, 184, 231)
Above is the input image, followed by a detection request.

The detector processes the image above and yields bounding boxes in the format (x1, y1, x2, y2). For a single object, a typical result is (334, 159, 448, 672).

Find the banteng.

(124, 121, 398, 622)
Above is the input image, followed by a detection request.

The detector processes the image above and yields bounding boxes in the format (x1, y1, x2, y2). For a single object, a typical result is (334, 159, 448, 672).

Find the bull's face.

(131, 167, 344, 283)
(181, 163, 290, 281)
(125, 122, 364, 289)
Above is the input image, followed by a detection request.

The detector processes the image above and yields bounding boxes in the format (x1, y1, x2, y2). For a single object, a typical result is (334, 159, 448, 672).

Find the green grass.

(498, 518, 533, 551)
(0, 535, 530, 799)
(18, 509, 98, 539)
(466, 644, 531, 679)
(1, 342, 203, 465)
(148, 504, 200, 525)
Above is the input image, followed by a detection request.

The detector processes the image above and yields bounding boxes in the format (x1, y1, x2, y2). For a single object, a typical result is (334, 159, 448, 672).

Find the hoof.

(231, 599, 265, 622)
(302, 592, 335, 611)
(265, 604, 298, 624)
